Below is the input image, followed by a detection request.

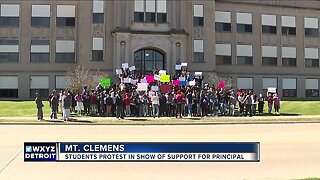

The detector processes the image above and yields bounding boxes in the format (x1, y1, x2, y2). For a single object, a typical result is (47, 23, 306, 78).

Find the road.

(0, 123, 319, 180)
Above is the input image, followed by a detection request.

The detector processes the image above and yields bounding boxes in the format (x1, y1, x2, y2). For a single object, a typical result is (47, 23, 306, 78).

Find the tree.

(66, 65, 108, 93)
(205, 72, 234, 90)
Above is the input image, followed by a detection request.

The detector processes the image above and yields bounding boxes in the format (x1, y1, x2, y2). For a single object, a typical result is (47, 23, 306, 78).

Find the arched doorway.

(134, 49, 165, 74)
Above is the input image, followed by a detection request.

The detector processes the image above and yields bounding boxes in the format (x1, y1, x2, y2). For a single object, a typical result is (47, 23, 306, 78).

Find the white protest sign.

(195, 72, 202, 77)
(159, 70, 166, 75)
(268, 87, 277, 93)
(181, 63, 188, 67)
(175, 64, 182, 70)
(131, 79, 137, 85)
(151, 86, 159, 91)
(124, 78, 131, 83)
(179, 77, 186, 82)
(122, 63, 129, 69)
(189, 80, 196, 86)
(137, 83, 148, 91)
(129, 66, 136, 71)
(141, 78, 147, 83)
(154, 75, 160, 81)
(116, 69, 122, 75)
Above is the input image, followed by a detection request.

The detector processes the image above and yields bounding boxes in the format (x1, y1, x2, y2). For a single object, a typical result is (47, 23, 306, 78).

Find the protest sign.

(122, 63, 129, 69)
(100, 78, 111, 87)
(159, 70, 166, 75)
(146, 75, 154, 83)
(175, 64, 182, 70)
(218, 81, 225, 89)
(172, 80, 180, 86)
(137, 83, 148, 91)
(151, 86, 159, 91)
(160, 84, 172, 93)
(116, 69, 122, 75)
(189, 80, 196, 86)
(124, 77, 131, 83)
(160, 74, 170, 82)
(181, 63, 188, 67)
(129, 66, 136, 71)
(195, 72, 202, 77)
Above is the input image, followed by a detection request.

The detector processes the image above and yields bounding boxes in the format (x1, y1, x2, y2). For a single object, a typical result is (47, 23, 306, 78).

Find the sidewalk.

(1, 115, 320, 125)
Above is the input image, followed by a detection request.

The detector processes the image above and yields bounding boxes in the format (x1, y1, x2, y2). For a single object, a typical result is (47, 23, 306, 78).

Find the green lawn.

(0, 100, 319, 117)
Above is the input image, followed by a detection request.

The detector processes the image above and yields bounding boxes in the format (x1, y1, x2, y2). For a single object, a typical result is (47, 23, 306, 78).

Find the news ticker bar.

(24, 142, 260, 162)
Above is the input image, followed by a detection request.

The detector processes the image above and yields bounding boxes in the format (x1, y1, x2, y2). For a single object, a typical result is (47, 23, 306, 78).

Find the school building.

(0, 0, 320, 99)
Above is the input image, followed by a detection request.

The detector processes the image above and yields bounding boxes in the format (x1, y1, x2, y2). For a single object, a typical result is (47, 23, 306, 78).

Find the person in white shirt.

(151, 92, 160, 118)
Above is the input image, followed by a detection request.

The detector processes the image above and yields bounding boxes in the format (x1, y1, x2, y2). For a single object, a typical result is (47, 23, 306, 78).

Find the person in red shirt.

(175, 90, 183, 118)
(124, 92, 131, 117)
(90, 92, 98, 115)
(267, 93, 273, 114)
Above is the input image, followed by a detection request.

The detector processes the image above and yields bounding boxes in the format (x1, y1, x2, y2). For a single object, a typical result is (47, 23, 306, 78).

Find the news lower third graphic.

(24, 142, 260, 162)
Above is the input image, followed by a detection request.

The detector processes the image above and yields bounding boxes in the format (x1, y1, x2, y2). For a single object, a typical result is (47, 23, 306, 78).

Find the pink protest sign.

(172, 80, 180, 86)
(146, 75, 154, 83)
(218, 81, 225, 89)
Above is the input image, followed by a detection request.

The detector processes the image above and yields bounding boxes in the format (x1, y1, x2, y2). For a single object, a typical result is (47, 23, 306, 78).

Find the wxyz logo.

(32, 146, 55, 153)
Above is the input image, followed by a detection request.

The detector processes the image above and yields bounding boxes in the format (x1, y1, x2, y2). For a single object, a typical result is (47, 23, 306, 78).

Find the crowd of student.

(42, 68, 281, 121)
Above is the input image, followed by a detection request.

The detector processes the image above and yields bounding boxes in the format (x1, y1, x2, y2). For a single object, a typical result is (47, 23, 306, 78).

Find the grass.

(0, 100, 320, 124)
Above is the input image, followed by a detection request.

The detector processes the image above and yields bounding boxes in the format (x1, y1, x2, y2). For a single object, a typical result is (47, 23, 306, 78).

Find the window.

(134, 0, 166, 23)
(305, 48, 319, 67)
(281, 16, 296, 36)
(262, 14, 277, 34)
(237, 77, 253, 92)
(0, 76, 18, 98)
(134, 49, 165, 73)
(282, 47, 296, 66)
(193, 40, 204, 62)
(305, 79, 319, 97)
(55, 40, 75, 63)
(237, 45, 252, 65)
(55, 76, 67, 90)
(0, 4, 19, 27)
(93, 0, 104, 23)
(193, 5, 203, 27)
(216, 43, 231, 65)
(56, 5, 75, 27)
(237, 13, 252, 33)
(30, 76, 49, 98)
(215, 11, 231, 32)
(0, 39, 19, 62)
(30, 40, 50, 62)
(262, 78, 277, 94)
(282, 78, 297, 97)
(262, 46, 277, 66)
(31, 5, 50, 27)
(305, 17, 319, 37)
(92, 37, 103, 61)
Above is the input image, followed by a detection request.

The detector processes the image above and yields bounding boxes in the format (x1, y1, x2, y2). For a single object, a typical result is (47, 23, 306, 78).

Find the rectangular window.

(55, 76, 67, 90)
(282, 27, 296, 35)
(0, 4, 20, 27)
(282, 78, 297, 97)
(31, 5, 50, 27)
(305, 79, 319, 97)
(30, 40, 50, 62)
(193, 5, 203, 27)
(305, 48, 319, 67)
(281, 16, 296, 35)
(146, 12, 155, 22)
(262, 14, 277, 34)
(157, 0, 166, 23)
(134, 12, 144, 22)
(0, 76, 18, 98)
(282, 58, 296, 66)
(237, 13, 252, 33)
(215, 11, 231, 32)
(92, 37, 103, 61)
(216, 56, 231, 65)
(237, 57, 253, 65)
(305, 17, 318, 37)
(262, 25, 277, 34)
(216, 43, 231, 65)
(193, 39, 204, 62)
(56, 5, 75, 27)
(56, 40, 75, 63)
(0, 40, 19, 62)
(30, 76, 49, 98)
(93, 13, 104, 23)
(237, 45, 252, 65)
(262, 57, 277, 66)
(282, 47, 296, 66)
(237, 24, 252, 33)
(237, 77, 253, 91)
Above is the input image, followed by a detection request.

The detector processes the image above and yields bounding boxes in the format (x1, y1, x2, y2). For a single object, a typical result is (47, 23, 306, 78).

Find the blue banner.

(24, 142, 57, 162)
(59, 142, 259, 153)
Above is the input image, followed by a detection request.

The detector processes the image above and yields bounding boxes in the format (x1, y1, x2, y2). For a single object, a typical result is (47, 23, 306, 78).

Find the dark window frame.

(31, 17, 50, 27)
(0, 52, 19, 62)
(30, 53, 50, 63)
(193, 17, 204, 27)
(215, 22, 231, 32)
(0, 17, 19, 27)
(30, 89, 49, 99)
(262, 25, 277, 34)
(305, 28, 319, 37)
(282, 26, 296, 36)
(55, 53, 75, 63)
(0, 89, 18, 98)
(193, 52, 204, 63)
(283, 89, 297, 97)
(305, 59, 319, 67)
(306, 89, 319, 97)
(92, 50, 103, 61)
(93, 13, 104, 24)
(56, 17, 75, 27)
(237, 56, 253, 65)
